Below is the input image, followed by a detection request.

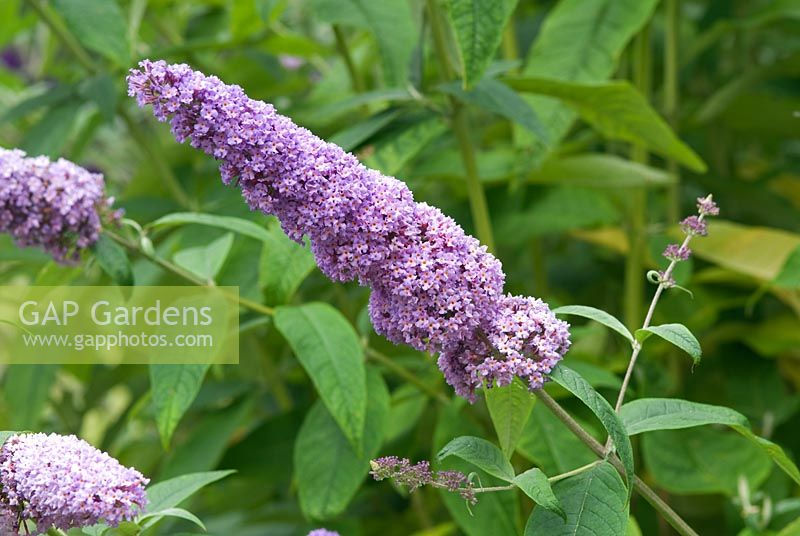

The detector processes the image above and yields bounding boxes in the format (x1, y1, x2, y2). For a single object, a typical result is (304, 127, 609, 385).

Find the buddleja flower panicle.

(0, 433, 148, 532)
(0, 148, 118, 263)
(127, 60, 571, 399)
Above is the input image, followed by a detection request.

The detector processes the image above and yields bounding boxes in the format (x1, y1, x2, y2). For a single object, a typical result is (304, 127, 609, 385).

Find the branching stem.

(614, 207, 709, 413)
(104, 229, 275, 317)
(535, 390, 699, 536)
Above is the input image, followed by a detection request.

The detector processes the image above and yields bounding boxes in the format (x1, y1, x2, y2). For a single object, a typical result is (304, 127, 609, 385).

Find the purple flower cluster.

(307, 530, 340, 536)
(0, 503, 17, 535)
(680, 215, 707, 237)
(0, 148, 117, 263)
(370, 456, 476, 504)
(0, 433, 149, 532)
(127, 60, 570, 399)
(663, 244, 691, 262)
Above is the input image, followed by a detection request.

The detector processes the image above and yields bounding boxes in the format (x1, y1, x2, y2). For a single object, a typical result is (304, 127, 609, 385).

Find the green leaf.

(173, 233, 234, 281)
(525, 462, 628, 536)
(549, 365, 634, 497)
(329, 109, 402, 151)
(159, 398, 251, 480)
(138, 507, 205, 531)
(627, 516, 643, 536)
(485, 378, 535, 458)
(507, 77, 706, 172)
(437, 435, 515, 482)
(149, 212, 272, 243)
(363, 116, 447, 176)
(513, 468, 565, 520)
(52, 0, 130, 66)
(259, 222, 316, 305)
(149, 364, 210, 449)
(447, 0, 518, 87)
(636, 323, 701, 364)
(439, 79, 548, 141)
(620, 398, 748, 435)
(517, 402, 597, 474)
(92, 233, 134, 286)
(516, 0, 658, 149)
(20, 101, 80, 158)
(385, 384, 428, 443)
(146, 470, 235, 513)
(295, 367, 389, 519)
(773, 244, 800, 289)
(79, 74, 117, 122)
(496, 186, 620, 243)
(309, 0, 415, 86)
(621, 398, 800, 487)
(274, 303, 366, 451)
(642, 427, 771, 495)
(690, 220, 800, 282)
(528, 153, 674, 188)
(434, 403, 520, 536)
(553, 305, 633, 343)
(0, 432, 16, 446)
(3, 365, 57, 430)
(0, 83, 74, 124)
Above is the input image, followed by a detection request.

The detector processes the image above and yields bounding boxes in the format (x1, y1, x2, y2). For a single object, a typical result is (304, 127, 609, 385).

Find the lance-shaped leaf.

(507, 77, 706, 172)
(448, 0, 518, 87)
(513, 468, 565, 520)
(636, 323, 701, 364)
(437, 435, 515, 482)
(275, 303, 367, 451)
(621, 398, 800, 486)
(549, 365, 634, 498)
(553, 305, 633, 343)
(525, 462, 628, 535)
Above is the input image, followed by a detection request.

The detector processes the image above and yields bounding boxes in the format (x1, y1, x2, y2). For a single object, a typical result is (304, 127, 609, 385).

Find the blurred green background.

(0, 0, 799, 534)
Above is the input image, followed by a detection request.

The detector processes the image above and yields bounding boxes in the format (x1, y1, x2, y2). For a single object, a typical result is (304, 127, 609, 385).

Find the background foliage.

(1, 0, 799, 534)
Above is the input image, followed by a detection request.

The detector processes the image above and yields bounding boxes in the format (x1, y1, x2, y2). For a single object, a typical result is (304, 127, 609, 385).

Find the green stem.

(46, 528, 68, 536)
(24, 0, 95, 72)
(121, 113, 195, 210)
(24, 0, 194, 210)
(614, 201, 710, 412)
(365, 347, 449, 404)
(535, 390, 699, 536)
(452, 106, 496, 251)
(333, 25, 364, 93)
(501, 22, 519, 61)
(104, 230, 275, 317)
(623, 25, 652, 329)
(427, 0, 496, 252)
(664, 0, 681, 223)
(548, 460, 602, 483)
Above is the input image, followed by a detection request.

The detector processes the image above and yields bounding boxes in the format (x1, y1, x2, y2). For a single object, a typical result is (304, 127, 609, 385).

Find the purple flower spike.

(663, 243, 691, 262)
(0, 148, 118, 263)
(680, 215, 708, 237)
(0, 433, 149, 532)
(308, 530, 340, 536)
(127, 60, 571, 399)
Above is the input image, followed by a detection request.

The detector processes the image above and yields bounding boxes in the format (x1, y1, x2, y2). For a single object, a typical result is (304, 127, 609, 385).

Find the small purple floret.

(0, 433, 149, 532)
(307, 530, 340, 536)
(696, 196, 719, 216)
(663, 243, 691, 262)
(680, 215, 708, 237)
